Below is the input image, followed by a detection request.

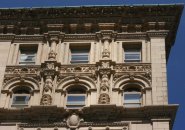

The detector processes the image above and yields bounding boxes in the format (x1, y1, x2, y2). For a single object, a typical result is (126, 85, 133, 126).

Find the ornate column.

(96, 31, 116, 104)
(40, 49, 60, 105)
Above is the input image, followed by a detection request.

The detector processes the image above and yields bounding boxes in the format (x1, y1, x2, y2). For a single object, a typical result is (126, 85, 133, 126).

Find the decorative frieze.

(114, 63, 151, 72)
(60, 64, 97, 74)
(3, 65, 41, 84)
(113, 63, 152, 82)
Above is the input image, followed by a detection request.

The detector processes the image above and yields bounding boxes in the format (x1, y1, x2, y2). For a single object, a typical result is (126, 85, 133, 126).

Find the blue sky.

(0, 0, 185, 130)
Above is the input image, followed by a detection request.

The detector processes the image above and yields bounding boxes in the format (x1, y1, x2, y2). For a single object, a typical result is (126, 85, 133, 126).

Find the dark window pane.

(67, 95, 85, 105)
(124, 93, 141, 103)
(71, 55, 88, 61)
(124, 47, 141, 62)
(12, 96, 29, 105)
(70, 48, 89, 64)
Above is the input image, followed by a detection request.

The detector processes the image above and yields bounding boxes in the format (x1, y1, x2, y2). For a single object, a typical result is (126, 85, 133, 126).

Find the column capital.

(44, 31, 65, 43)
(96, 30, 117, 42)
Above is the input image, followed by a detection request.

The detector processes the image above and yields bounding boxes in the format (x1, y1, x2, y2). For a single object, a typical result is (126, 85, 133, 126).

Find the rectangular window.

(19, 45, 38, 65)
(124, 44, 141, 62)
(124, 93, 141, 107)
(70, 46, 90, 64)
(11, 94, 30, 108)
(66, 94, 86, 108)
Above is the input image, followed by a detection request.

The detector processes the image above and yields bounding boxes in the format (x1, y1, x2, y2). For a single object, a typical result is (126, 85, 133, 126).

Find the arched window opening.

(123, 86, 142, 107)
(66, 86, 86, 109)
(11, 86, 31, 108)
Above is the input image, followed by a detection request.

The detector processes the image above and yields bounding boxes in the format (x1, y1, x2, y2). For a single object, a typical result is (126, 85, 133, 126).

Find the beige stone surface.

(0, 4, 182, 130)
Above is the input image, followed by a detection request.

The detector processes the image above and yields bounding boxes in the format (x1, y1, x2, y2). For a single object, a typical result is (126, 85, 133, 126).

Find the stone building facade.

(0, 4, 183, 130)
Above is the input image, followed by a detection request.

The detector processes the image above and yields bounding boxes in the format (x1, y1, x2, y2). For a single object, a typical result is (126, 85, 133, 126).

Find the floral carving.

(60, 65, 97, 73)
(5, 66, 40, 75)
(48, 50, 57, 60)
(40, 76, 53, 105)
(101, 61, 110, 69)
(102, 49, 110, 59)
(46, 62, 55, 69)
(3, 65, 41, 85)
(114, 63, 151, 72)
(40, 94, 52, 105)
(113, 63, 152, 82)
(100, 74, 109, 93)
(98, 93, 110, 104)
(98, 74, 110, 104)
(40, 49, 60, 106)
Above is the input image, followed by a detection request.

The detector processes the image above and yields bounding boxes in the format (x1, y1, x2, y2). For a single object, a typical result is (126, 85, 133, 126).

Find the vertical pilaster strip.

(142, 40, 147, 62)
(112, 41, 117, 61)
(64, 43, 69, 64)
(57, 41, 62, 63)
(118, 42, 123, 63)
(36, 43, 42, 65)
(97, 40, 101, 61)
(60, 42, 65, 64)
(90, 42, 95, 63)
(110, 40, 113, 60)
(4, 93, 10, 108)
(145, 88, 152, 105)
(7, 44, 14, 65)
(148, 41, 151, 62)
(0, 93, 7, 108)
(12, 43, 19, 65)
(51, 40, 57, 52)
(41, 43, 47, 63)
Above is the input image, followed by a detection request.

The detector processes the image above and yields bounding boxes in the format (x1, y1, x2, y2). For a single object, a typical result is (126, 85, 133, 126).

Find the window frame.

(69, 45, 90, 64)
(123, 43, 142, 63)
(11, 94, 30, 108)
(123, 91, 142, 107)
(66, 93, 86, 109)
(18, 44, 38, 65)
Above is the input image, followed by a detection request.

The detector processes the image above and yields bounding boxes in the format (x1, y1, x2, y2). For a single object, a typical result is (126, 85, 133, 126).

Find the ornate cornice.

(0, 34, 15, 41)
(96, 30, 117, 42)
(0, 5, 183, 19)
(64, 34, 96, 41)
(147, 31, 169, 38)
(0, 32, 167, 43)
(116, 33, 147, 40)
(0, 105, 178, 128)
(14, 35, 44, 42)
(0, 5, 182, 56)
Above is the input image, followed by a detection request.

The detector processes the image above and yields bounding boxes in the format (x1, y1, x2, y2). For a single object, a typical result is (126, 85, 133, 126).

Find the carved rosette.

(67, 113, 82, 128)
